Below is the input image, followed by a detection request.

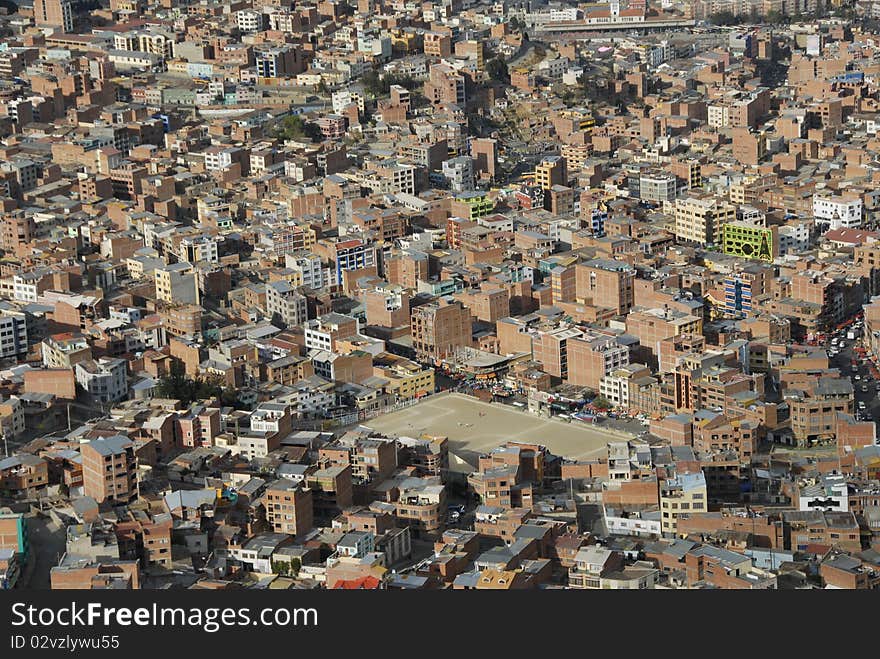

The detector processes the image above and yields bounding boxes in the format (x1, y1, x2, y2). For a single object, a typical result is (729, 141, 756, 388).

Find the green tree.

(271, 558, 301, 576)
(361, 70, 385, 97)
(273, 114, 322, 142)
(486, 57, 510, 84)
(362, 71, 417, 98)
(709, 11, 742, 25)
(155, 362, 226, 406)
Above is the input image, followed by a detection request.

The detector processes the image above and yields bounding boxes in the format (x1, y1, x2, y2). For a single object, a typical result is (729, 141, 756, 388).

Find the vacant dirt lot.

(363, 393, 631, 463)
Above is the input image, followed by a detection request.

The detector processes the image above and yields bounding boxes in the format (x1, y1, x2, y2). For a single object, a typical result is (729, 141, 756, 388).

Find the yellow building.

(154, 263, 199, 305)
(373, 355, 435, 400)
(269, 268, 304, 288)
(560, 108, 596, 132)
(673, 195, 736, 245)
(390, 29, 419, 53)
(534, 156, 567, 191)
(660, 472, 708, 536)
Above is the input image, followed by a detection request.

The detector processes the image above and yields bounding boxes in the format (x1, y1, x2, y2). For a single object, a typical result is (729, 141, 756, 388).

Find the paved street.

(826, 332, 880, 426)
(24, 514, 65, 590)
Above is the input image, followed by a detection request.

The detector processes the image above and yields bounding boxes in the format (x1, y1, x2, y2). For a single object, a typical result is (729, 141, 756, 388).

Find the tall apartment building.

(455, 287, 509, 324)
(424, 63, 466, 106)
(442, 156, 474, 192)
(470, 138, 498, 180)
(265, 280, 308, 328)
(423, 31, 452, 57)
(284, 252, 324, 289)
(626, 307, 703, 362)
(660, 471, 707, 536)
(567, 333, 630, 390)
(395, 478, 446, 537)
(1, 215, 35, 253)
(306, 464, 354, 519)
(264, 479, 314, 537)
(576, 259, 635, 314)
(723, 266, 769, 318)
(787, 378, 854, 447)
(304, 313, 359, 352)
(154, 263, 198, 305)
(42, 333, 92, 369)
(674, 195, 736, 245)
(34, 0, 74, 33)
(81, 436, 138, 504)
(534, 156, 567, 190)
(0, 308, 28, 359)
(411, 298, 472, 362)
(334, 239, 377, 283)
(550, 266, 576, 305)
(638, 170, 677, 203)
(533, 327, 581, 380)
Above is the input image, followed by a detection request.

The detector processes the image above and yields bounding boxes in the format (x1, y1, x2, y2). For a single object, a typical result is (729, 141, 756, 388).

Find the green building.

(721, 223, 777, 262)
(453, 192, 494, 220)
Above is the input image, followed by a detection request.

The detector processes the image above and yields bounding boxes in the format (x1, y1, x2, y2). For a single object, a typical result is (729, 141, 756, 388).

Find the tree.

(486, 58, 510, 84)
(361, 70, 385, 97)
(273, 114, 321, 142)
(271, 558, 301, 576)
(765, 10, 786, 24)
(592, 396, 612, 410)
(155, 361, 226, 407)
(362, 70, 417, 98)
(708, 11, 742, 25)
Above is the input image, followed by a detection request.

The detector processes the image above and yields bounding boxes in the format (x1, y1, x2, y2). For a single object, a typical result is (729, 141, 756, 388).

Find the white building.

(707, 104, 730, 129)
(549, 7, 581, 21)
(813, 194, 863, 231)
(798, 475, 849, 512)
(0, 309, 28, 358)
(236, 9, 266, 32)
(441, 156, 474, 192)
(282, 377, 335, 416)
(265, 280, 308, 327)
(179, 235, 219, 264)
(12, 272, 44, 303)
(75, 358, 128, 404)
(603, 507, 662, 538)
(249, 403, 290, 434)
(285, 252, 324, 289)
(203, 146, 239, 172)
(332, 89, 365, 116)
(336, 531, 375, 558)
(599, 372, 630, 408)
(778, 221, 812, 255)
(537, 56, 569, 80)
